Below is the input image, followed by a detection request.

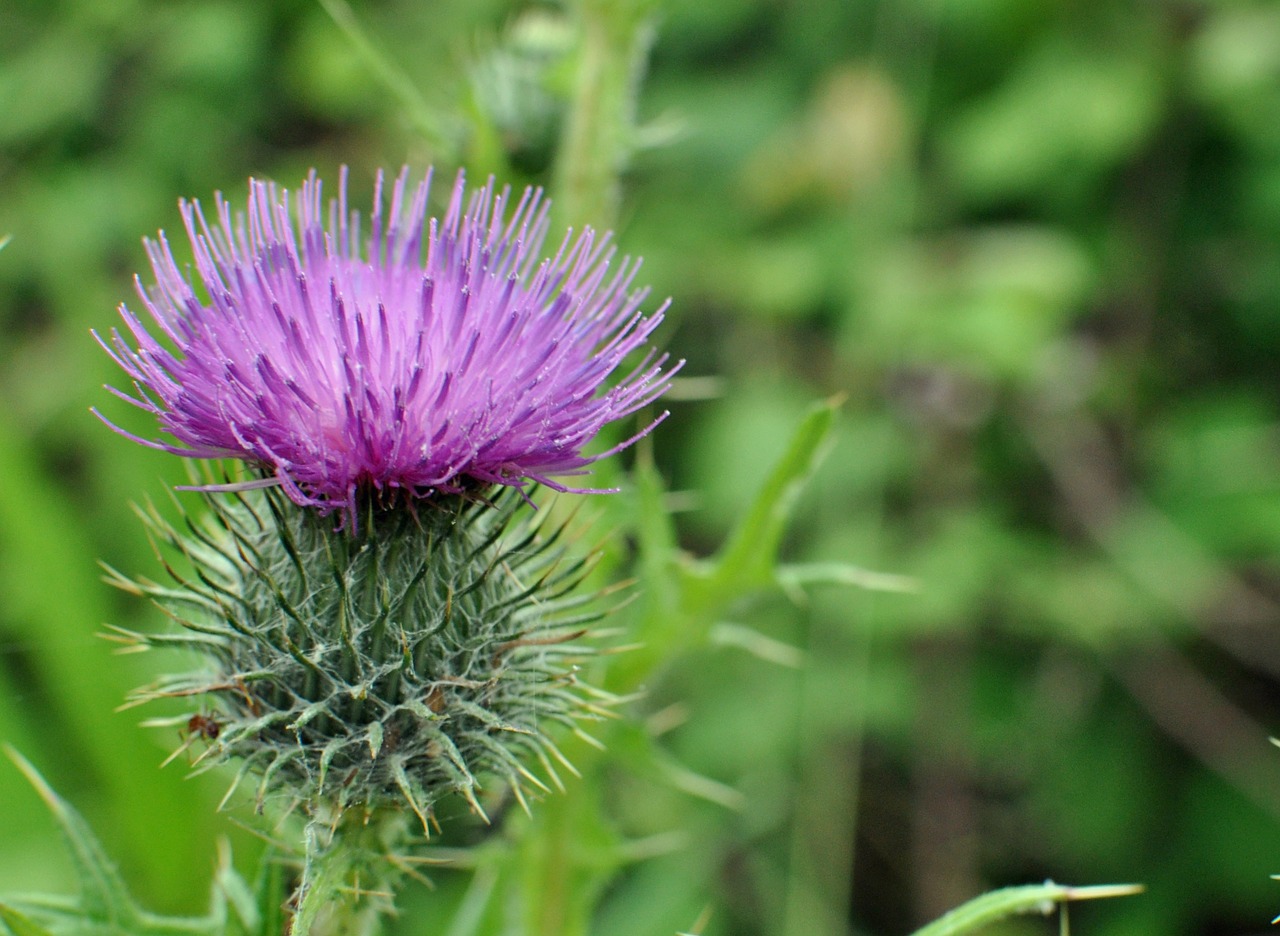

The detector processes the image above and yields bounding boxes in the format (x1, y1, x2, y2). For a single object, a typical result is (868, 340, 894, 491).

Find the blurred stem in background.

(552, 0, 657, 230)
(780, 559, 875, 936)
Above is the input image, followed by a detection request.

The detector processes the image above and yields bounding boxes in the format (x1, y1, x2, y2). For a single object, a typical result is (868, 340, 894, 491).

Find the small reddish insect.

(161, 712, 222, 768)
(186, 713, 221, 741)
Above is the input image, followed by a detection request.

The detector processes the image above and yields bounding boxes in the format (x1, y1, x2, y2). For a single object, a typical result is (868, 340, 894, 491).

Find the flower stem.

(290, 810, 410, 936)
(291, 843, 355, 936)
(552, 0, 657, 230)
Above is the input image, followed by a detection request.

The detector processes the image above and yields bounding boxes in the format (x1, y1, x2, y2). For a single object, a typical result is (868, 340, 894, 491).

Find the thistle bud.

(120, 486, 600, 824)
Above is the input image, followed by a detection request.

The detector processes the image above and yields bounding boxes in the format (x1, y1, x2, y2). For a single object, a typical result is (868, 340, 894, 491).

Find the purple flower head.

(96, 167, 678, 517)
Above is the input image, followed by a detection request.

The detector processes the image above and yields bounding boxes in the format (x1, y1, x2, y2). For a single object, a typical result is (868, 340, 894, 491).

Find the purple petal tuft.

(97, 167, 679, 518)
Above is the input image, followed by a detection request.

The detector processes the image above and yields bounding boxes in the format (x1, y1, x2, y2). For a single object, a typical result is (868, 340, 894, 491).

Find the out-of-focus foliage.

(2, 1, 1280, 935)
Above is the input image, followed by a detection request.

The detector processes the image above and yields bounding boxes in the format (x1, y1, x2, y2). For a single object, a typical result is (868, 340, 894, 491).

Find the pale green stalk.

(551, 0, 658, 231)
(293, 844, 370, 936)
(292, 810, 411, 936)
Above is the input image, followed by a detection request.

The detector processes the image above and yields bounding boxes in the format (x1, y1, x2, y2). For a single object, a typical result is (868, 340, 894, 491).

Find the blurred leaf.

(855, 226, 1095, 382)
(1190, 6, 1280, 149)
(909, 882, 1143, 936)
(1, 749, 261, 936)
(315, 0, 463, 154)
(286, 12, 382, 121)
(4, 747, 145, 933)
(702, 236, 829, 320)
(692, 397, 839, 594)
(741, 65, 909, 215)
(882, 508, 1024, 635)
(0, 407, 215, 902)
(1147, 394, 1280, 555)
(0, 34, 106, 145)
(511, 784, 624, 936)
(150, 2, 263, 88)
(940, 37, 1164, 204)
(0, 904, 57, 936)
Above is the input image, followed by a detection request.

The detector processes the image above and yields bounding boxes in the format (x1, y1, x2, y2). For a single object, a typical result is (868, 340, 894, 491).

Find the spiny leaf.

(3, 749, 235, 936)
(614, 399, 843, 693)
(652, 754, 745, 811)
(4, 747, 142, 929)
(708, 621, 803, 668)
(633, 450, 680, 602)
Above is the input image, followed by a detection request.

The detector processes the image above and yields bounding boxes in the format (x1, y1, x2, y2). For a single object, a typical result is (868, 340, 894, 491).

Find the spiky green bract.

(112, 485, 608, 826)
(1, 747, 261, 936)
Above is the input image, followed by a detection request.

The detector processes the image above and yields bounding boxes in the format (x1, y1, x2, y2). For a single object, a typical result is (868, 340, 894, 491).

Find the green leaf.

(0, 904, 57, 936)
(4, 747, 141, 931)
(2, 748, 239, 936)
(909, 882, 1144, 936)
(610, 398, 842, 693)
(691, 396, 840, 603)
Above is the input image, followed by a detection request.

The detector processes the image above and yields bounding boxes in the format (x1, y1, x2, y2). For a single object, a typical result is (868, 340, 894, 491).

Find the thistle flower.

(96, 170, 679, 932)
(96, 167, 676, 519)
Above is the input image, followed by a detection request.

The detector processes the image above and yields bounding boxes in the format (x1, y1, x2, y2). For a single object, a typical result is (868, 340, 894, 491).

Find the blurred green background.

(4, 0, 1280, 934)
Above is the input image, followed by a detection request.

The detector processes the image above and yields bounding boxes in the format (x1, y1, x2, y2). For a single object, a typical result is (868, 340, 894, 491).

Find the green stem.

(552, 0, 656, 230)
(908, 883, 1144, 936)
(291, 843, 352, 936)
(290, 811, 410, 936)
(514, 775, 617, 936)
